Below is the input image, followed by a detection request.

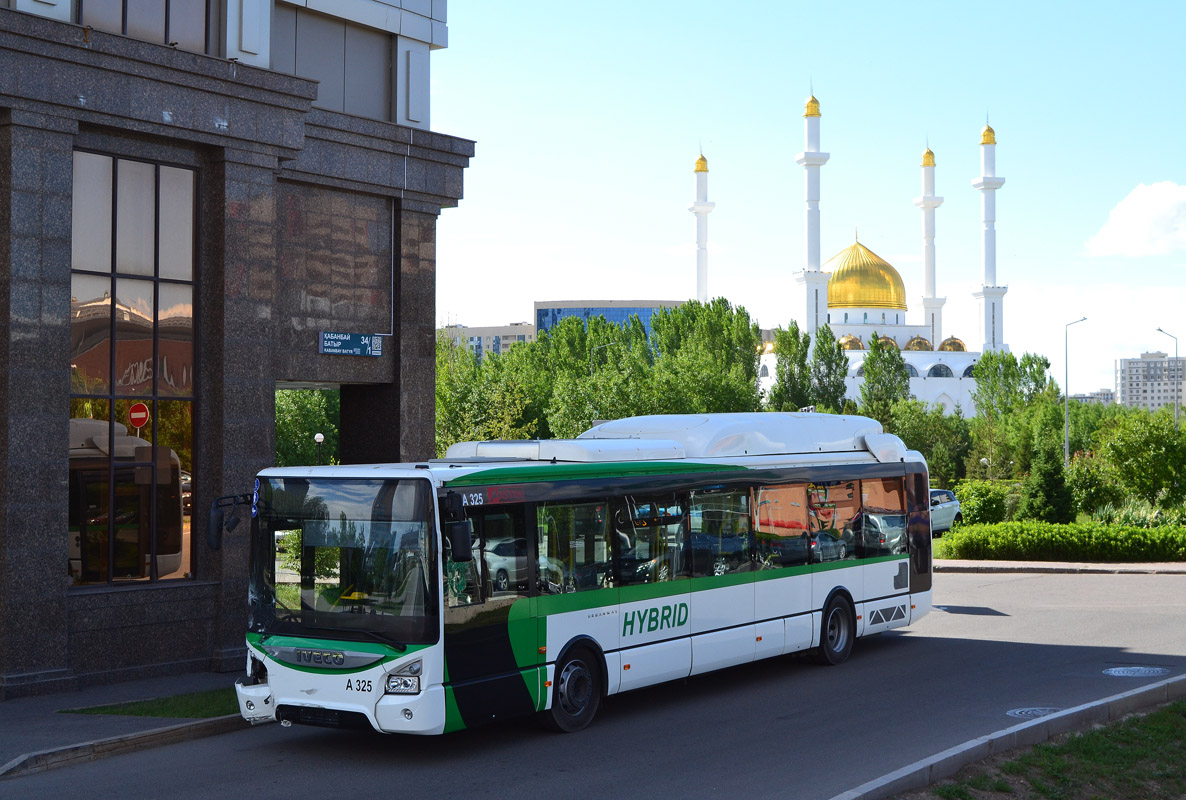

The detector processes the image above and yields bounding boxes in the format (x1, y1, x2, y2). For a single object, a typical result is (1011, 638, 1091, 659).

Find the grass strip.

(60, 688, 239, 719)
(915, 700, 1186, 799)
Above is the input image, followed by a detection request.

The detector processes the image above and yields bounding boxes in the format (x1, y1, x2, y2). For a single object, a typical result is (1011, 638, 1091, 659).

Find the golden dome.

(694, 154, 708, 173)
(804, 95, 821, 117)
(981, 124, 996, 145)
(938, 336, 966, 352)
(872, 333, 899, 350)
(837, 334, 863, 351)
(921, 148, 935, 167)
(905, 335, 933, 351)
(825, 241, 908, 310)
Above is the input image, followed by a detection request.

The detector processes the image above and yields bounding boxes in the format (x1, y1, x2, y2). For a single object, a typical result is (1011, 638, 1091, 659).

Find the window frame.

(69, 148, 199, 586)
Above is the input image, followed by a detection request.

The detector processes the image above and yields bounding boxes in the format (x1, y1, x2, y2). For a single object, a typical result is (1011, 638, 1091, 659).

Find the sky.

(430, 1, 1186, 396)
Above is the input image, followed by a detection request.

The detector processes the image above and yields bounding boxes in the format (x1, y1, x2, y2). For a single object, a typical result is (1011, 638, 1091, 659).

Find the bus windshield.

(248, 477, 438, 647)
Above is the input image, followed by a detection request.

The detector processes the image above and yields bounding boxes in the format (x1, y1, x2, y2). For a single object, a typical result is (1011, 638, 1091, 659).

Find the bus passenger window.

(753, 484, 811, 568)
(613, 495, 686, 585)
(537, 501, 611, 593)
(858, 477, 906, 558)
(807, 481, 859, 563)
(689, 489, 752, 577)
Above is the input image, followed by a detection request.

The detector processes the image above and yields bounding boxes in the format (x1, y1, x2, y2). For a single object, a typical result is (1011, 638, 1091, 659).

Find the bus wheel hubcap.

(558, 660, 591, 716)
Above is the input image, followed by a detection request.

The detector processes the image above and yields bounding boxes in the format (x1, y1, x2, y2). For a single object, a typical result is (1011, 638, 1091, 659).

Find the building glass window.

(80, 0, 209, 54)
(69, 151, 196, 585)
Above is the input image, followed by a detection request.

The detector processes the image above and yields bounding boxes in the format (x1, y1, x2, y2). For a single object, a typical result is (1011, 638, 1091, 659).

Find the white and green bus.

(234, 413, 933, 734)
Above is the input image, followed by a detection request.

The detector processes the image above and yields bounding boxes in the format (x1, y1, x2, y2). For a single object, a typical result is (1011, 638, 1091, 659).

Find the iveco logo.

(262, 645, 386, 670)
(296, 649, 346, 666)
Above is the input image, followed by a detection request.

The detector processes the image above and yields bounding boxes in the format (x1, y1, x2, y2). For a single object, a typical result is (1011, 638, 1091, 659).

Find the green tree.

(275, 388, 339, 466)
(650, 298, 762, 414)
(767, 321, 811, 411)
(1098, 409, 1186, 507)
(1015, 433, 1074, 523)
(1066, 452, 1126, 515)
(859, 332, 911, 427)
(889, 399, 970, 488)
(810, 324, 850, 412)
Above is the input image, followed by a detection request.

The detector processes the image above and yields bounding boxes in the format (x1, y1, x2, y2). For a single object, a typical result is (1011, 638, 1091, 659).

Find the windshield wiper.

(291, 624, 408, 653)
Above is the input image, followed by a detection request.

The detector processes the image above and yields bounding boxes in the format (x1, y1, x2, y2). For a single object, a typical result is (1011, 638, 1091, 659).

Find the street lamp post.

(1157, 327, 1179, 427)
(1064, 316, 1087, 467)
(314, 432, 324, 465)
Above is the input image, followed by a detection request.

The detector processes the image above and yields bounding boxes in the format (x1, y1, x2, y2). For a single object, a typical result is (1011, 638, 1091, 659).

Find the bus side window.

(689, 489, 752, 577)
(537, 501, 611, 593)
(807, 481, 859, 563)
(753, 484, 811, 568)
(614, 495, 686, 585)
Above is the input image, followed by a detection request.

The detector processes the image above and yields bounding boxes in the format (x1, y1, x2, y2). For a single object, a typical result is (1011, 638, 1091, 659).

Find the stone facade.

(0, 10, 471, 698)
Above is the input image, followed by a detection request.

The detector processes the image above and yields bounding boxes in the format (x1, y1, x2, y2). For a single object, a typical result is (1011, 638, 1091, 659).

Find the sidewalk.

(0, 670, 244, 779)
(3, 560, 1184, 780)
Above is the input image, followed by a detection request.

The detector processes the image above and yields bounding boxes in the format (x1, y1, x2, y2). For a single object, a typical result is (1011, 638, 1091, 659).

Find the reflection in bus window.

(614, 495, 686, 585)
(808, 481, 859, 562)
(537, 501, 611, 593)
(753, 484, 811, 568)
(859, 477, 907, 557)
(689, 489, 751, 577)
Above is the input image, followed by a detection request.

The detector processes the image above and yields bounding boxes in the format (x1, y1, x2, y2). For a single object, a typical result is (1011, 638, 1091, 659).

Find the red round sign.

(128, 402, 150, 429)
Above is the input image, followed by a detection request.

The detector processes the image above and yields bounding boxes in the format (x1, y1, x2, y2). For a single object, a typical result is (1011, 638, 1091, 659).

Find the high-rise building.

(445, 323, 536, 362)
(1116, 352, 1185, 412)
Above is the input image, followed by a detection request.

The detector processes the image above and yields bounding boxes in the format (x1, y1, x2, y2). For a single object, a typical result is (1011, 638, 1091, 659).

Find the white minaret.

(689, 153, 715, 303)
(914, 147, 946, 346)
(794, 94, 831, 336)
(971, 123, 1009, 352)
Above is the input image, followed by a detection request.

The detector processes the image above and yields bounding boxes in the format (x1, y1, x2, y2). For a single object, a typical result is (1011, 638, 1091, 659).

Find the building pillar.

(198, 147, 283, 671)
(0, 110, 79, 697)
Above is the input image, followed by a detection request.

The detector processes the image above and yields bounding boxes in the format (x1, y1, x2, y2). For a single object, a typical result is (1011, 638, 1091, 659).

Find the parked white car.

(929, 489, 962, 534)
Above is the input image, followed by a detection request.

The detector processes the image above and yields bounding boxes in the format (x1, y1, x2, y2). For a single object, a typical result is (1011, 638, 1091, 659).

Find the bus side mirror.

(208, 493, 252, 551)
(445, 521, 473, 562)
(207, 504, 225, 551)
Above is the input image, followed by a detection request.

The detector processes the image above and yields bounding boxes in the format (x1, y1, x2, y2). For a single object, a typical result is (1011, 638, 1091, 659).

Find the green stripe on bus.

(444, 461, 746, 487)
(443, 687, 467, 733)
(245, 632, 422, 674)
(811, 553, 909, 572)
(508, 597, 541, 670)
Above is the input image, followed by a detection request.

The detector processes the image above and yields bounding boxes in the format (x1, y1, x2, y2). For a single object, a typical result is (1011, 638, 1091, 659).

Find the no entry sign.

(128, 402, 150, 429)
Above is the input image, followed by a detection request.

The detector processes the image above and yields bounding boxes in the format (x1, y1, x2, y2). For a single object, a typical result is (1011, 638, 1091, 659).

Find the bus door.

(613, 494, 691, 692)
(442, 503, 539, 728)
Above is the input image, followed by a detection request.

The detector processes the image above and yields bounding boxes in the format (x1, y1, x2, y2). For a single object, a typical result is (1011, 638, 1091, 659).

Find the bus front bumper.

(235, 678, 446, 735)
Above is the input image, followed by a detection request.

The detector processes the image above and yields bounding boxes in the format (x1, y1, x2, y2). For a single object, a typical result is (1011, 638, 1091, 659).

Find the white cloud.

(1086, 181, 1186, 257)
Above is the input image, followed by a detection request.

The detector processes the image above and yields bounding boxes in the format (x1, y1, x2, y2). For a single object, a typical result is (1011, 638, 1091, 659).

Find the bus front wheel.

(817, 595, 854, 665)
(543, 648, 602, 732)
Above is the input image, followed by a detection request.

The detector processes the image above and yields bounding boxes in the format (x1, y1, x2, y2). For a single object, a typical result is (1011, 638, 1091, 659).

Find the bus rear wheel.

(817, 595, 854, 665)
(543, 648, 601, 732)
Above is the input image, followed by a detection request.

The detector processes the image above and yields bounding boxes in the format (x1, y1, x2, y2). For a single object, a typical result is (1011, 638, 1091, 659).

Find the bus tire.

(542, 648, 601, 732)
(816, 594, 854, 666)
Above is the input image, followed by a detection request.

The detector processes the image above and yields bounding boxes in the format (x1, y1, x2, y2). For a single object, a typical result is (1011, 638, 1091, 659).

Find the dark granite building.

(0, 0, 471, 698)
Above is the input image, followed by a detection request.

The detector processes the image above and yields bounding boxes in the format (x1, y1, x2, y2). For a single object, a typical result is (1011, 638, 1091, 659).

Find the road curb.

(934, 562, 1186, 575)
(829, 673, 1186, 800)
(0, 714, 247, 780)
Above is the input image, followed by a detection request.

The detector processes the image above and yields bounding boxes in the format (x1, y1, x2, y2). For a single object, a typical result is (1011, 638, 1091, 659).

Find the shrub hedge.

(936, 521, 1186, 562)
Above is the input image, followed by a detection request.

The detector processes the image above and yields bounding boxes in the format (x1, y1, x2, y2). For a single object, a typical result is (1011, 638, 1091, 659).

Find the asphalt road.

(9, 572, 1186, 799)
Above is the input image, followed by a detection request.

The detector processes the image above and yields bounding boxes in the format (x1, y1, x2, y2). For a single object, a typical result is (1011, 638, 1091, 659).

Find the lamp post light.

(314, 432, 324, 465)
(1157, 327, 1179, 427)
(1064, 316, 1087, 467)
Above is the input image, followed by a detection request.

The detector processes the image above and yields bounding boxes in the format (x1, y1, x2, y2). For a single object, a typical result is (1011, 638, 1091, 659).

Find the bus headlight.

(386, 659, 422, 694)
(386, 675, 420, 694)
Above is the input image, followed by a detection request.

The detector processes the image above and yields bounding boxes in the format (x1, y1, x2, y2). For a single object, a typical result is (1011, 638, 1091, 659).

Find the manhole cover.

(1007, 707, 1061, 719)
(1103, 666, 1170, 678)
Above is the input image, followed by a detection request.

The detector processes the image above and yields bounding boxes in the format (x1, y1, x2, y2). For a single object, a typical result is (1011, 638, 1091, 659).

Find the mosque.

(693, 95, 1009, 414)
